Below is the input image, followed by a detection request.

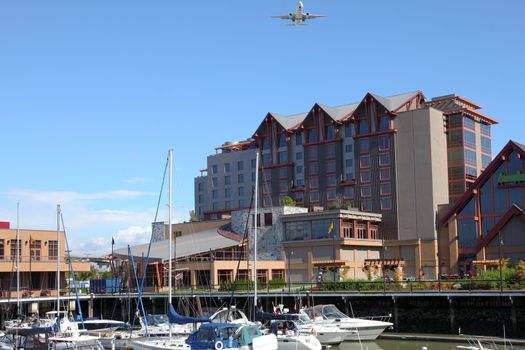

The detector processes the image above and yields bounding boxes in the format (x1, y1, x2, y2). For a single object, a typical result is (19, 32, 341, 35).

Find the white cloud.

(0, 188, 190, 257)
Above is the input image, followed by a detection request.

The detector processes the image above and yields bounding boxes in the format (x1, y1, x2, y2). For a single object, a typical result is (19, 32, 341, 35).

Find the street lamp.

(382, 239, 387, 293)
(287, 250, 293, 294)
(498, 231, 504, 293)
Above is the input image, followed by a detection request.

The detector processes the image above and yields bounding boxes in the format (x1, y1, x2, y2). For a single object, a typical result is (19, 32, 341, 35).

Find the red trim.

(476, 205, 525, 252)
(353, 129, 396, 139)
(444, 108, 498, 125)
(441, 141, 525, 224)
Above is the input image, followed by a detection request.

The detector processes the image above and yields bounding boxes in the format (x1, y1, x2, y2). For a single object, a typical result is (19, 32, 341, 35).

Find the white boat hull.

(276, 335, 321, 350)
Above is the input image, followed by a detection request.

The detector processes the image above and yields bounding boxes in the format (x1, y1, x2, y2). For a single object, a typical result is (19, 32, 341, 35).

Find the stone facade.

(151, 221, 165, 242)
(231, 206, 308, 261)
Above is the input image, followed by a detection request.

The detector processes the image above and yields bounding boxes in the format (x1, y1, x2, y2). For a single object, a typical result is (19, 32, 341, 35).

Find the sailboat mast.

(16, 202, 20, 312)
(57, 204, 61, 317)
(168, 149, 173, 338)
(253, 152, 259, 312)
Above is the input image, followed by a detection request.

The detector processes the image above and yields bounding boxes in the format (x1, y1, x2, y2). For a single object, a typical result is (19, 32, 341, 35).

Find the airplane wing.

(271, 15, 294, 20)
(302, 14, 324, 20)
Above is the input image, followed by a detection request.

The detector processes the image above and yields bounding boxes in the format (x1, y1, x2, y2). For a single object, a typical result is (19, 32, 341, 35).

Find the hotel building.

(194, 91, 498, 277)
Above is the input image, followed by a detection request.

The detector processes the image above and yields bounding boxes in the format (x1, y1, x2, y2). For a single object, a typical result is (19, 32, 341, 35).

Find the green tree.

(282, 196, 295, 207)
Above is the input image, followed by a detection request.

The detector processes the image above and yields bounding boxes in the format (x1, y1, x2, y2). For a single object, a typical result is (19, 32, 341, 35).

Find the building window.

(356, 223, 366, 238)
(326, 125, 335, 140)
(346, 173, 354, 181)
(345, 123, 354, 138)
(378, 135, 390, 150)
(237, 161, 244, 171)
(380, 168, 390, 181)
(217, 270, 233, 283)
(324, 189, 335, 201)
(480, 124, 491, 137)
(279, 167, 287, 179)
(225, 188, 231, 198)
(482, 155, 491, 169)
(343, 222, 353, 238)
(296, 166, 303, 174)
(308, 177, 319, 189)
(308, 162, 319, 175)
(360, 155, 371, 169)
(0, 239, 4, 260)
(379, 153, 390, 166)
(481, 137, 491, 154)
(464, 150, 476, 166)
(307, 129, 317, 143)
(465, 166, 477, 176)
(279, 180, 288, 192)
(263, 182, 272, 193)
(346, 159, 354, 168)
(224, 176, 231, 185)
(263, 169, 271, 181)
(344, 186, 355, 199)
(212, 177, 218, 187)
(359, 139, 369, 154)
(212, 202, 218, 210)
(279, 133, 286, 148)
(464, 130, 476, 149)
(296, 152, 303, 160)
(448, 114, 463, 128)
(198, 183, 203, 192)
(345, 144, 353, 153)
(463, 117, 475, 130)
(225, 201, 231, 209)
(278, 150, 288, 163)
(238, 187, 244, 196)
(262, 137, 270, 150)
(359, 119, 369, 134)
(381, 197, 392, 211)
(294, 192, 304, 202)
(380, 183, 391, 195)
(360, 170, 371, 183)
(251, 172, 256, 182)
(212, 165, 218, 174)
(239, 199, 245, 208)
(263, 197, 272, 207)
(361, 199, 372, 212)
(198, 194, 204, 203)
(238, 174, 244, 183)
(296, 133, 303, 145)
(296, 179, 304, 187)
(264, 213, 273, 226)
(378, 115, 389, 131)
(272, 269, 285, 280)
(326, 143, 336, 159)
(326, 160, 336, 173)
(48, 240, 58, 261)
(309, 191, 320, 202)
(327, 175, 337, 187)
(224, 163, 230, 173)
(261, 153, 270, 166)
(370, 225, 379, 239)
(361, 185, 371, 198)
(212, 190, 218, 199)
(251, 159, 256, 168)
(307, 145, 318, 160)
(9, 240, 21, 261)
(448, 130, 463, 147)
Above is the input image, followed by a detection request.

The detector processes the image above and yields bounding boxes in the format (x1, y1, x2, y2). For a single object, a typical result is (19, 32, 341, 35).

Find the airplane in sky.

(271, 1, 325, 26)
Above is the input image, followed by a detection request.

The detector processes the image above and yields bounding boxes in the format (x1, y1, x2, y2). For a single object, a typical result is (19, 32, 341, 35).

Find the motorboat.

(295, 312, 354, 346)
(184, 323, 277, 350)
(303, 304, 393, 341)
(75, 318, 128, 332)
(268, 320, 321, 350)
(48, 335, 105, 350)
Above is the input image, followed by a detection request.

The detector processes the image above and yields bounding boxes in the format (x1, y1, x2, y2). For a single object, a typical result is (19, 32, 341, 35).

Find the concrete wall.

(394, 107, 449, 241)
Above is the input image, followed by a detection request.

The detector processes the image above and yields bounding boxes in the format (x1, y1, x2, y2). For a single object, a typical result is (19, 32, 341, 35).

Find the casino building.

(194, 90, 498, 278)
(440, 140, 525, 275)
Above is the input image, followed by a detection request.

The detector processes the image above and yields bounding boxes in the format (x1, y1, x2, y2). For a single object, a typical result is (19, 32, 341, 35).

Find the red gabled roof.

(441, 140, 525, 225)
(477, 204, 525, 253)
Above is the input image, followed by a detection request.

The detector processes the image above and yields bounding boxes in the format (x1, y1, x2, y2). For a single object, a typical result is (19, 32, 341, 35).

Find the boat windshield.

(144, 315, 169, 327)
(321, 305, 349, 320)
(211, 310, 248, 323)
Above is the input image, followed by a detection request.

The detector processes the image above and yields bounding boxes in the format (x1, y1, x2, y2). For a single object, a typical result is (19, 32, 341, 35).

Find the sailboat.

(131, 150, 203, 350)
(47, 205, 105, 350)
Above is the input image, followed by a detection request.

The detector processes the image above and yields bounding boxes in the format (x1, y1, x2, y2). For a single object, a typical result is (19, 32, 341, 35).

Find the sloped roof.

(441, 140, 525, 225)
(269, 112, 308, 131)
(478, 204, 525, 253)
(317, 102, 359, 121)
(369, 91, 423, 112)
(113, 227, 242, 261)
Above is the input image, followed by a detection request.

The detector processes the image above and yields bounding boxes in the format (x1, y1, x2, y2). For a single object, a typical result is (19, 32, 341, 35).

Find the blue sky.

(0, 0, 524, 255)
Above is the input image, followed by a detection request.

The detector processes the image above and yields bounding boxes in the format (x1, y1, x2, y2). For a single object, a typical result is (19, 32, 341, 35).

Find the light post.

(287, 250, 293, 294)
(382, 239, 387, 293)
(498, 231, 504, 293)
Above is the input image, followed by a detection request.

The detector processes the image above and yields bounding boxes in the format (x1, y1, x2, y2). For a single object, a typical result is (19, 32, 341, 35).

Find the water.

(337, 339, 478, 350)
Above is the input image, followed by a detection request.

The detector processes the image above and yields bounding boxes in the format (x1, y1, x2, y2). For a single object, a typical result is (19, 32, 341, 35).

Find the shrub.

(268, 278, 285, 289)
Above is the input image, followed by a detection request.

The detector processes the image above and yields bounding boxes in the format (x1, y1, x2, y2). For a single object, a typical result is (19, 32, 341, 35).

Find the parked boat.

(303, 304, 393, 341)
(184, 323, 277, 350)
(267, 320, 321, 350)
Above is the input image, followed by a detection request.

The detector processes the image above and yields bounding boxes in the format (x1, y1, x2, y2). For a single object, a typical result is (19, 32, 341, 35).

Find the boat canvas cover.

(238, 325, 262, 346)
(255, 311, 299, 321)
(168, 304, 210, 325)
